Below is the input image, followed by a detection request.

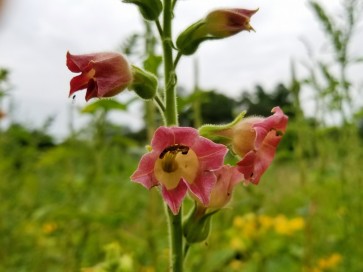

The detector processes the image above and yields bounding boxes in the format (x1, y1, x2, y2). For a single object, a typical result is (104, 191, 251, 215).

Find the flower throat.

(160, 144, 190, 173)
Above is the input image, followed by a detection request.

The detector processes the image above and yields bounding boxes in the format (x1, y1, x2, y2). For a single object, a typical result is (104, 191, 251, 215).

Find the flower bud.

(205, 8, 258, 38)
(129, 66, 158, 99)
(183, 205, 215, 244)
(122, 0, 162, 21)
(176, 8, 258, 55)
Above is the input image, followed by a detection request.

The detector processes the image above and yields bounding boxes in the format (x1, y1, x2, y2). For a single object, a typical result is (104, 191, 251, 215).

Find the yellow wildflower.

(42, 222, 58, 234)
(318, 253, 342, 269)
(289, 217, 305, 232)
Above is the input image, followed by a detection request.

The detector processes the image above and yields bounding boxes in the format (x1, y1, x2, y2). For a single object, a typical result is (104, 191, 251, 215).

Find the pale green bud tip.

(129, 66, 158, 100)
(122, 0, 162, 21)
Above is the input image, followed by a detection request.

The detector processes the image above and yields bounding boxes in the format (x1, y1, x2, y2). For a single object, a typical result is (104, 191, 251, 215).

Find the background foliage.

(0, 1, 362, 271)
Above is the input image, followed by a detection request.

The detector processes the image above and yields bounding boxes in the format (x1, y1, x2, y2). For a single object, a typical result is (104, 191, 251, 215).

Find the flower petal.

(66, 51, 96, 72)
(191, 136, 228, 169)
(92, 56, 132, 97)
(69, 74, 90, 96)
(253, 106, 288, 149)
(186, 171, 216, 206)
(238, 130, 282, 184)
(162, 182, 188, 215)
(151, 126, 199, 152)
(131, 152, 159, 189)
(85, 79, 98, 101)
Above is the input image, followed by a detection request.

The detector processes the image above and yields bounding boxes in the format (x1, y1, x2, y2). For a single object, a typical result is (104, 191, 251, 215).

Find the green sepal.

(122, 0, 162, 21)
(176, 20, 213, 55)
(129, 66, 158, 100)
(198, 111, 246, 144)
(183, 204, 218, 244)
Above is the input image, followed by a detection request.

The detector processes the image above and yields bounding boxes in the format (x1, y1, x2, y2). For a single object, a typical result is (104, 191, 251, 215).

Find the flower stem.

(174, 52, 182, 69)
(167, 207, 184, 272)
(163, 0, 178, 126)
(162, 0, 183, 271)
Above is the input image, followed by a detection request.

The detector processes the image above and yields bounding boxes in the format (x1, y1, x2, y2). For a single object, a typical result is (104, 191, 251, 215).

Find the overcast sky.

(0, 0, 362, 139)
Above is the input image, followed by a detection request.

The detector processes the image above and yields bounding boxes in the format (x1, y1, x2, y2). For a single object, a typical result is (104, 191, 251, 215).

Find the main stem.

(163, 0, 178, 126)
(167, 207, 183, 272)
(162, 0, 183, 271)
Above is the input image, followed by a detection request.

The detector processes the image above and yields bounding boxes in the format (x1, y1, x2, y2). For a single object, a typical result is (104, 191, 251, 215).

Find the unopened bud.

(129, 66, 158, 99)
(122, 0, 162, 21)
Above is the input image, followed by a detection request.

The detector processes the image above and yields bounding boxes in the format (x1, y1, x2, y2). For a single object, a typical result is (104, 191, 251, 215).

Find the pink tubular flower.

(66, 51, 133, 101)
(207, 165, 244, 210)
(235, 107, 288, 184)
(131, 126, 228, 215)
(205, 8, 258, 38)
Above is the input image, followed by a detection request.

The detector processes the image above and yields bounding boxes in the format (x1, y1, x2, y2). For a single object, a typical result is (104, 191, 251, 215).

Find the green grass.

(0, 127, 362, 272)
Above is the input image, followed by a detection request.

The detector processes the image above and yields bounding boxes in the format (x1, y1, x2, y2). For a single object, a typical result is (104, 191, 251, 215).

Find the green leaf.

(81, 99, 127, 114)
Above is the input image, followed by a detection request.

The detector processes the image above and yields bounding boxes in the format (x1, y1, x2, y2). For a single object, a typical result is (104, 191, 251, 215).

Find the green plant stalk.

(163, 0, 178, 126)
(167, 206, 183, 272)
(162, 0, 183, 271)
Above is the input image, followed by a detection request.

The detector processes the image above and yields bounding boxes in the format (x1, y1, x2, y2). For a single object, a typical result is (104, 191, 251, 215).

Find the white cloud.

(0, 0, 361, 138)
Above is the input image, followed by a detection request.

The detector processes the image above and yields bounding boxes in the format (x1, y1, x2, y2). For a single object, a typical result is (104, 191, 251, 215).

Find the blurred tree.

(0, 122, 54, 170)
(237, 83, 295, 118)
(0, 68, 10, 130)
(179, 90, 237, 127)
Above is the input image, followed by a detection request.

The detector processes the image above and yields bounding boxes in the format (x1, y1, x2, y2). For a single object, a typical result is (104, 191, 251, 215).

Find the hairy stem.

(163, 0, 178, 126)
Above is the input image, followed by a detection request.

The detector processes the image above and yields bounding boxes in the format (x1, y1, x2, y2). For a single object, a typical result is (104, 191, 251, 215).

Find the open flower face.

(236, 107, 288, 184)
(131, 126, 228, 214)
(67, 51, 132, 101)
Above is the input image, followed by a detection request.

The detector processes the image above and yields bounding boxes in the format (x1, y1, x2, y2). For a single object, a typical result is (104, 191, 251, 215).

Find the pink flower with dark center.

(131, 126, 228, 215)
(66, 51, 133, 101)
(236, 107, 288, 184)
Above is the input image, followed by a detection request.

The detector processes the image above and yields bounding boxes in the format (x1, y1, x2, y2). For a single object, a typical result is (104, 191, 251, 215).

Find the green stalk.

(163, 0, 178, 126)
(167, 206, 183, 272)
(162, 0, 183, 271)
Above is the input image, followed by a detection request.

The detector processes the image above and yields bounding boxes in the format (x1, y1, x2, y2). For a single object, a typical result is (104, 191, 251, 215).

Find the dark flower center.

(159, 144, 190, 173)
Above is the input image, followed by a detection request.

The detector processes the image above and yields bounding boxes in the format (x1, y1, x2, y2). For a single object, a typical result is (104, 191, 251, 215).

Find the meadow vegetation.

(0, 1, 362, 271)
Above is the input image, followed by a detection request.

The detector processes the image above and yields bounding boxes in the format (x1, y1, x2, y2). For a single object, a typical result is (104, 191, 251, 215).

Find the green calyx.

(176, 20, 215, 55)
(198, 111, 246, 144)
(183, 204, 218, 244)
(129, 66, 158, 100)
(122, 0, 162, 21)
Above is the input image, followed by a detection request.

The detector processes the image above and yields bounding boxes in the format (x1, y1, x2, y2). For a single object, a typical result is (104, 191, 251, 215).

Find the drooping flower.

(131, 126, 228, 214)
(205, 8, 258, 38)
(66, 51, 133, 101)
(235, 107, 288, 184)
